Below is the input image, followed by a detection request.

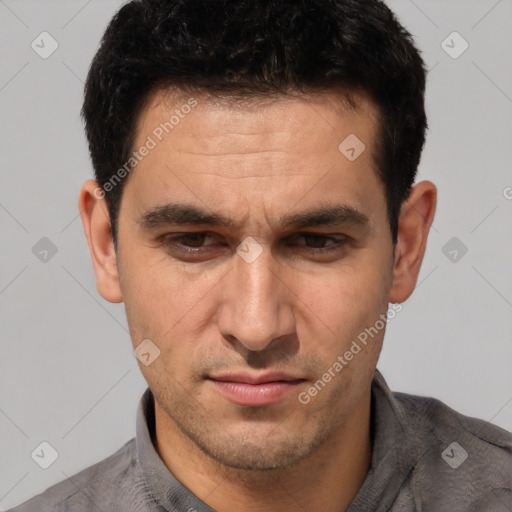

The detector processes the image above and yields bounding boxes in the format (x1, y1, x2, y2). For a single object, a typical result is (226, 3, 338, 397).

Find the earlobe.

(389, 180, 437, 304)
(78, 179, 123, 303)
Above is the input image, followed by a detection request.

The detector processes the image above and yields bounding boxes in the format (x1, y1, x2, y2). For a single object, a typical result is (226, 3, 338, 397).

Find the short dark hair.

(82, 0, 428, 245)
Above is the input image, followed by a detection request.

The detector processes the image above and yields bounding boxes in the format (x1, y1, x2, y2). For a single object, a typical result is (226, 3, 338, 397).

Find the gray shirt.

(8, 369, 512, 511)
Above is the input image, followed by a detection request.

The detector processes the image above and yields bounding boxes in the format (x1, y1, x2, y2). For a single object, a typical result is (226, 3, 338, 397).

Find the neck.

(154, 388, 372, 512)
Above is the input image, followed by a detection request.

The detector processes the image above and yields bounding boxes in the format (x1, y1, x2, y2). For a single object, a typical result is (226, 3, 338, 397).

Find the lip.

(208, 372, 306, 406)
(209, 371, 304, 385)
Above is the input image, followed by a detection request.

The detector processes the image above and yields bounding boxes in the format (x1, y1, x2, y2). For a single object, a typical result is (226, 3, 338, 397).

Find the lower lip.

(209, 379, 304, 406)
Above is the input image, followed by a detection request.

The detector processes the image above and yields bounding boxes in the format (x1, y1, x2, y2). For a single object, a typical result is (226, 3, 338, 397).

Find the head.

(79, 0, 436, 472)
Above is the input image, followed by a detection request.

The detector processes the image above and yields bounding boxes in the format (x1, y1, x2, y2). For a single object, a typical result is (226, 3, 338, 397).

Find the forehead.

(123, 87, 386, 232)
(135, 87, 381, 164)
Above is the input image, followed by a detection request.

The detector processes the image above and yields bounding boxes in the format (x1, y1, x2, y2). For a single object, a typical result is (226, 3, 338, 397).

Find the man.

(9, 0, 511, 510)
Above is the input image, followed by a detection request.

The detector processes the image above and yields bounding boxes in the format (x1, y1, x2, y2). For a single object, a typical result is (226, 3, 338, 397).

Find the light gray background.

(1, 0, 511, 509)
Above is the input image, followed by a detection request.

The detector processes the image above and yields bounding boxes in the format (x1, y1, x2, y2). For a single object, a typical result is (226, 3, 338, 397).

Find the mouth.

(207, 372, 307, 406)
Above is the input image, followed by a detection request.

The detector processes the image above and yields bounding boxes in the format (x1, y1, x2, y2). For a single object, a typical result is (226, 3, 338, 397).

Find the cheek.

(121, 260, 223, 390)
(120, 249, 227, 341)
(299, 255, 391, 343)
(299, 264, 390, 397)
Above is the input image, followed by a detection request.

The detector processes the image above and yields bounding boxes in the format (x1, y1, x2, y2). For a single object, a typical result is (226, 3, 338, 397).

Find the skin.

(79, 89, 436, 512)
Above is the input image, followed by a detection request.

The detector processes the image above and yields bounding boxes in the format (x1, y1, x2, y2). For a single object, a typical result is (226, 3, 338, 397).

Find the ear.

(389, 180, 437, 303)
(78, 179, 123, 303)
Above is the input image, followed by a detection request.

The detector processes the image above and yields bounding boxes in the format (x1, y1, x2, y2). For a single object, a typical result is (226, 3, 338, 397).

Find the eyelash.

(161, 232, 347, 255)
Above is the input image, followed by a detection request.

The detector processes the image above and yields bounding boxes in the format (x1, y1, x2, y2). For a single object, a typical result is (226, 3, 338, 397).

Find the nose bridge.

(217, 246, 295, 351)
(238, 248, 279, 318)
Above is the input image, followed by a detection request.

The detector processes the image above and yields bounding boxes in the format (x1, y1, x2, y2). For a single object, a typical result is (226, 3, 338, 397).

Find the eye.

(161, 232, 219, 253)
(288, 233, 347, 253)
(159, 232, 348, 260)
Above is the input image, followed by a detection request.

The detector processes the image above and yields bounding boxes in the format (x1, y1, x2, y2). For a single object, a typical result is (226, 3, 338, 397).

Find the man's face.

(116, 89, 395, 470)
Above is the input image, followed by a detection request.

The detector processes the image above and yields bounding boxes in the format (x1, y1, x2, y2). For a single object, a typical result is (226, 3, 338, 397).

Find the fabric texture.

(8, 369, 512, 511)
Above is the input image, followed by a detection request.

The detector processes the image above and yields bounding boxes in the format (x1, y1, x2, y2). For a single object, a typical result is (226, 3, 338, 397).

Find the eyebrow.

(138, 202, 370, 232)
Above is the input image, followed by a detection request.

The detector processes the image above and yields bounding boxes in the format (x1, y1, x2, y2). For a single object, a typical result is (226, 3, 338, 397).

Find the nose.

(216, 243, 296, 352)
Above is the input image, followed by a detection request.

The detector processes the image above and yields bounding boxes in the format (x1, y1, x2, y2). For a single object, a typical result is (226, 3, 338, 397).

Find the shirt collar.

(135, 387, 216, 511)
(347, 368, 420, 511)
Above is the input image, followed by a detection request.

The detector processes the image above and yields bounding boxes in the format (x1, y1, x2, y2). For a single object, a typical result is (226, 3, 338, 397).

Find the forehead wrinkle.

(186, 173, 315, 179)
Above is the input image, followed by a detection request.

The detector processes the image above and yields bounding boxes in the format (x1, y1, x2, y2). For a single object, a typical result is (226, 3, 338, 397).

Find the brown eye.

(291, 234, 347, 253)
(173, 233, 209, 248)
(161, 233, 218, 254)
